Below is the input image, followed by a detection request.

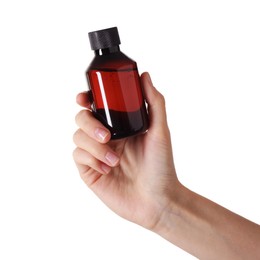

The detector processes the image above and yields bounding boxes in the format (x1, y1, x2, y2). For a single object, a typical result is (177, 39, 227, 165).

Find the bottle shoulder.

(87, 51, 137, 71)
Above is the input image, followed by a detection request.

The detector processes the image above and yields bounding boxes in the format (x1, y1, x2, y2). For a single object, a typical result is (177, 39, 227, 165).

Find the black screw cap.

(88, 27, 121, 51)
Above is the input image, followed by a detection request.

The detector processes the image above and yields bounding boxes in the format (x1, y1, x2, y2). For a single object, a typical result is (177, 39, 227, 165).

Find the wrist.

(150, 179, 260, 259)
(151, 183, 202, 256)
(152, 182, 191, 235)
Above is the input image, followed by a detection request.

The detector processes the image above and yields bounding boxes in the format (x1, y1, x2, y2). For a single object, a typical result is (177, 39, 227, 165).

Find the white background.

(0, 0, 259, 259)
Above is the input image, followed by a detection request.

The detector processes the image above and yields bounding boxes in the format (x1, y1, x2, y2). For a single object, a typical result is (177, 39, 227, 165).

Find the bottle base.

(94, 107, 149, 140)
(110, 127, 149, 140)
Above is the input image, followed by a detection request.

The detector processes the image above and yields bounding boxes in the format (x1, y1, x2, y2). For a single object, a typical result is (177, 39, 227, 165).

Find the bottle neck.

(94, 45, 120, 56)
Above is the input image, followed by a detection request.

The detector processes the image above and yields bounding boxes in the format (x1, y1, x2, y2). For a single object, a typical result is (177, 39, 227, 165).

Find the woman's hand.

(73, 72, 260, 259)
(73, 72, 180, 230)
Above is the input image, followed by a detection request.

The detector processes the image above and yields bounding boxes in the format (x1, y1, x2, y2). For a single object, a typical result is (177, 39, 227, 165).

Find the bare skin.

(73, 72, 260, 259)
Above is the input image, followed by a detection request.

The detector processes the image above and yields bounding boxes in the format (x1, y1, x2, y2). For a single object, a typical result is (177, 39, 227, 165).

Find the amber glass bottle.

(86, 27, 149, 139)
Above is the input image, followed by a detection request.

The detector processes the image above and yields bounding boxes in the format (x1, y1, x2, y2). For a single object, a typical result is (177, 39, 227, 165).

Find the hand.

(73, 72, 260, 259)
(73, 72, 180, 230)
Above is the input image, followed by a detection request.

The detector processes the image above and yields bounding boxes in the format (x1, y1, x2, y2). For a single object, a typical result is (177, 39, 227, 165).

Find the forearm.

(155, 184, 260, 259)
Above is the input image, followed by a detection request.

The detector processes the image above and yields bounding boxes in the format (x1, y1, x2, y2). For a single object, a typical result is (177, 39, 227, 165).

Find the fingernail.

(95, 128, 109, 142)
(101, 163, 111, 174)
(105, 152, 119, 166)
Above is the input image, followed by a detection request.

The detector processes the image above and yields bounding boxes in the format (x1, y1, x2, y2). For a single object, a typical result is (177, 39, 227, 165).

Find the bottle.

(86, 27, 149, 139)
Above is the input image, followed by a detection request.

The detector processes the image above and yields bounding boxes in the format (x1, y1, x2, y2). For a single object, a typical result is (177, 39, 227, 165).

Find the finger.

(73, 147, 111, 175)
(141, 72, 169, 136)
(76, 91, 93, 109)
(75, 109, 111, 143)
(73, 129, 120, 167)
(73, 156, 104, 187)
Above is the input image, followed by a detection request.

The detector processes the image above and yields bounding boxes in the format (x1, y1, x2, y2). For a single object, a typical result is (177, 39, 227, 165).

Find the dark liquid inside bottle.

(87, 68, 149, 139)
(95, 107, 148, 139)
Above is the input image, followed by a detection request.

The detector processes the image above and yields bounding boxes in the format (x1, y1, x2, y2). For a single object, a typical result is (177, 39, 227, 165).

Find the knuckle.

(72, 147, 79, 161)
(86, 156, 96, 166)
(75, 109, 87, 126)
(73, 129, 82, 145)
(154, 92, 165, 107)
(158, 92, 166, 106)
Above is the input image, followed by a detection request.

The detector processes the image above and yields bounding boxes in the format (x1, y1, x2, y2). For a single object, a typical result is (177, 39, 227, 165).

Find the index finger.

(76, 91, 93, 109)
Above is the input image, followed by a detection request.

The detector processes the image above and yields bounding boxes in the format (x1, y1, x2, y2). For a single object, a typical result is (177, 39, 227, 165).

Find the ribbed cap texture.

(88, 27, 121, 50)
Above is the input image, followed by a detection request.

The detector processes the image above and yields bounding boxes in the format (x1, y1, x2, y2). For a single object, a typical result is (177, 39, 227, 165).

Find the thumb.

(141, 72, 169, 137)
